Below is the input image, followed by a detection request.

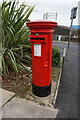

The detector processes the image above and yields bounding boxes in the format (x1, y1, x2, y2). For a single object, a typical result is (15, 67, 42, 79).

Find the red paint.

(27, 21, 57, 87)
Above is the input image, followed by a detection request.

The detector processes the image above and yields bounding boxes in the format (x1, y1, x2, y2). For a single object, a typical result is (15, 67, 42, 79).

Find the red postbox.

(27, 21, 57, 97)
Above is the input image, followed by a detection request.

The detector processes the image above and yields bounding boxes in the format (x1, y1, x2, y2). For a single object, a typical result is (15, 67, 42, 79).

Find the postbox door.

(32, 42, 50, 87)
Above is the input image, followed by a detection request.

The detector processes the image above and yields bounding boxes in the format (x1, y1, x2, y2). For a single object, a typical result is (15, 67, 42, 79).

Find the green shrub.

(52, 46, 61, 67)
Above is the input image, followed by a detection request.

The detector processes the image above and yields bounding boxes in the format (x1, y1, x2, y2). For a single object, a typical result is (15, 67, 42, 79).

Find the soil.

(2, 70, 32, 98)
(2, 66, 61, 100)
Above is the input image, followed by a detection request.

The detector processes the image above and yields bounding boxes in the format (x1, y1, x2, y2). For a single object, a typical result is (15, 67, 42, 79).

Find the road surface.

(53, 42, 79, 118)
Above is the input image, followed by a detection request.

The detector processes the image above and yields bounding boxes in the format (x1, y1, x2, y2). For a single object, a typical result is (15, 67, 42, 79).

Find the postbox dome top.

(27, 20, 57, 30)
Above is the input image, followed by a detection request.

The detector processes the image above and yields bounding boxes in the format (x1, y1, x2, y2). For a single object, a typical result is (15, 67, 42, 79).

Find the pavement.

(54, 42, 78, 118)
(0, 88, 58, 119)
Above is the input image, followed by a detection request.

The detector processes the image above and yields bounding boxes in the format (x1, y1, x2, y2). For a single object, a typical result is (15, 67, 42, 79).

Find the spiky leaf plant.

(2, 0, 34, 74)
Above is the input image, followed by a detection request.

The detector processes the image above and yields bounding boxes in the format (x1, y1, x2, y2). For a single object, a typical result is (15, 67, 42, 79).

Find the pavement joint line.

(0, 94, 16, 109)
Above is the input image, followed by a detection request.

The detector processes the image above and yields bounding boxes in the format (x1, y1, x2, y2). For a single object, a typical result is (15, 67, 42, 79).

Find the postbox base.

(32, 83, 51, 97)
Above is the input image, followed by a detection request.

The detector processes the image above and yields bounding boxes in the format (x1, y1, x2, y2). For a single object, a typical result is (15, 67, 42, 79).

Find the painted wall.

(78, 1, 80, 26)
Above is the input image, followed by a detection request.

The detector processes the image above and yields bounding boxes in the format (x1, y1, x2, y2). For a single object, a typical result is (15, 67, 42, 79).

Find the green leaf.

(8, 50, 18, 72)
(7, 27, 14, 36)
(17, 61, 32, 72)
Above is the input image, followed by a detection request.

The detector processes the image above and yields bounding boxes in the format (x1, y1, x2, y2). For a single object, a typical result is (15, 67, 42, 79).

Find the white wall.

(78, 1, 80, 25)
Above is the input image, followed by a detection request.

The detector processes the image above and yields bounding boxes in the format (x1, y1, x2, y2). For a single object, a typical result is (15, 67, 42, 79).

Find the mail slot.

(30, 35, 47, 43)
(30, 37, 45, 40)
(27, 21, 57, 97)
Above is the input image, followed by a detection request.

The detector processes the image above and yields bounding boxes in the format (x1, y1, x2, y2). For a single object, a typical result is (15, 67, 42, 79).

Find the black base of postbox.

(32, 83, 51, 97)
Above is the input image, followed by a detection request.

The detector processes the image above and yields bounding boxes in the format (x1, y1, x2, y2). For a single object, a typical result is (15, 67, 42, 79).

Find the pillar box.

(27, 21, 57, 97)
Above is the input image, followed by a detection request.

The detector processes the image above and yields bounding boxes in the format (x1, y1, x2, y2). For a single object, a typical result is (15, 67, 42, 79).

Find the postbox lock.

(36, 33, 39, 36)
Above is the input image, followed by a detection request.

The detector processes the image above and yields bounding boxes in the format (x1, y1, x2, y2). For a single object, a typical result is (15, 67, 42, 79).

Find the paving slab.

(2, 97, 58, 118)
(0, 88, 15, 108)
(0, 109, 2, 120)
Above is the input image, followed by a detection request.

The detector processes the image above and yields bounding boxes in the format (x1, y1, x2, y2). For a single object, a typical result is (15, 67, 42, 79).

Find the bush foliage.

(2, 0, 35, 75)
(52, 46, 61, 67)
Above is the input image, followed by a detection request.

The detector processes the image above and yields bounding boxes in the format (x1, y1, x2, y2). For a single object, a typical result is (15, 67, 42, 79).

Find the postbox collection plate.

(34, 44, 41, 56)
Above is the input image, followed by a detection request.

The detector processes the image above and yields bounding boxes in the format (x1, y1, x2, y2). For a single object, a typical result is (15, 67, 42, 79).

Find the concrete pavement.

(0, 88, 15, 108)
(0, 88, 58, 118)
(2, 97, 58, 118)
(0, 88, 15, 120)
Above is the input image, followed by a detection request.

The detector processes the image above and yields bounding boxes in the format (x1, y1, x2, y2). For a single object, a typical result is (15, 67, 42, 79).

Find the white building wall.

(78, 1, 80, 26)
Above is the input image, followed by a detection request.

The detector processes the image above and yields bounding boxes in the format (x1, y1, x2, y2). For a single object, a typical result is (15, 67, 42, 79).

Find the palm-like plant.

(2, 0, 34, 74)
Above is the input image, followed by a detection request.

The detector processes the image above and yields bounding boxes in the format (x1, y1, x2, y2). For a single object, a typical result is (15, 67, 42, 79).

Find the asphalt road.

(53, 42, 79, 118)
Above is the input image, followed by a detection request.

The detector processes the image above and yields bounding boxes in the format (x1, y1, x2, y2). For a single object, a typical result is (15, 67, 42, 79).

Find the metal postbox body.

(27, 21, 57, 97)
